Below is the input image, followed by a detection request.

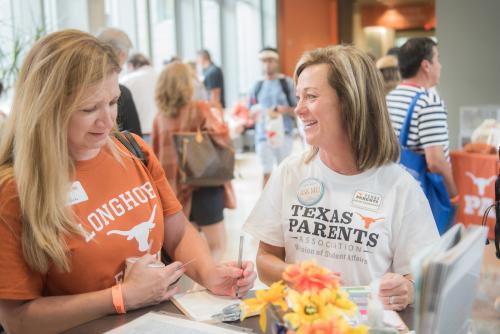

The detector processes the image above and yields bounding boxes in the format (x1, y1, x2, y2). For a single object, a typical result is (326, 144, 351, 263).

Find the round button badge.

(297, 178, 324, 206)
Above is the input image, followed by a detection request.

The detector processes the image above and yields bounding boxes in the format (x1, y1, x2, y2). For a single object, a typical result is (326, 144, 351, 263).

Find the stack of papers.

(105, 312, 249, 333)
(171, 289, 241, 322)
(411, 224, 488, 334)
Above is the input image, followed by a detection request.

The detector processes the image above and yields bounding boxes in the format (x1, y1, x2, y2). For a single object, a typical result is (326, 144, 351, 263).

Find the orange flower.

(283, 260, 340, 293)
(296, 318, 346, 334)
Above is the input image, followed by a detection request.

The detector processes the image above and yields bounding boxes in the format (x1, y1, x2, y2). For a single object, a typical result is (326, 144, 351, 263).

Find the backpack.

(253, 77, 294, 107)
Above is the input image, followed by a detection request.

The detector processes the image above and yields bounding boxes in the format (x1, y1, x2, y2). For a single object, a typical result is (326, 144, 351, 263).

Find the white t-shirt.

(121, 66, 158, 134)
(243, 153, 439, 286)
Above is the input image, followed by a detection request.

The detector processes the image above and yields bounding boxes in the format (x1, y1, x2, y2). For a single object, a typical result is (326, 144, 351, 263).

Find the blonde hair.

(155, 62, 194, 118)
(0, 29, 121, 273)
(294, 45, 399, 171)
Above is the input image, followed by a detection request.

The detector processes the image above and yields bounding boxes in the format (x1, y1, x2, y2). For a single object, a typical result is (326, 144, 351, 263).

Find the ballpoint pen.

(236, 235, 244, 298)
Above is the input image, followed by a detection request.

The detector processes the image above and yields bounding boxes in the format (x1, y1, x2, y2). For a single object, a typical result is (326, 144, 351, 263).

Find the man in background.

(197, 49, 225, 108)
(248, 47, 296, 187)
(96, 28, 142, 137)
(121, 53, 157, 143)
(386, 37, 458, 228)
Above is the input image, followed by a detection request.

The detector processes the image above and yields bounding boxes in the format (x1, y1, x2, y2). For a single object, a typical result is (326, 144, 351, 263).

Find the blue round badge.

(297, 178, 324, 206)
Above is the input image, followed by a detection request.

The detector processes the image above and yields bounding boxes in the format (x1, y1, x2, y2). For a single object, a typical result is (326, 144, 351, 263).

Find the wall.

(278, 0, 338, 77)
(436, 0, 500, 148)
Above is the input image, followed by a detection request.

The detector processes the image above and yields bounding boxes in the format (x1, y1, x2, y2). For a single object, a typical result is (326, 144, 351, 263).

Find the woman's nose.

(294, 98, 304, 116)
(96, 105, 115, 127)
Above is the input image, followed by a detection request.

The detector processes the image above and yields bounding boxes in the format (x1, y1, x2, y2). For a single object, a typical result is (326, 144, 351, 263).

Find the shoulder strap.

(279, 77, 293, 107)
(253, 80, 264, 104)
(114, 131, 147, 165)
(400, 92, 424, 147)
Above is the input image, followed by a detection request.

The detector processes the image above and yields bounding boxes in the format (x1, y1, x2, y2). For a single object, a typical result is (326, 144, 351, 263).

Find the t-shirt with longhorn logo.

(243, 153, 440, 286)
(0, 134, 182, 300)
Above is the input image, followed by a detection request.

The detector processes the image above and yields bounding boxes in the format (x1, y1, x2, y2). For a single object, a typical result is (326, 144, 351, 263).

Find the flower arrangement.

(241, 261, 368, 334)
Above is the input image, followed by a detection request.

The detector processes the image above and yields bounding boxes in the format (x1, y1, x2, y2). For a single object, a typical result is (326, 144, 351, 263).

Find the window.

(150, 0, 176, 68)
(201, 0, 221, 65)
(236, 1, 261, 95)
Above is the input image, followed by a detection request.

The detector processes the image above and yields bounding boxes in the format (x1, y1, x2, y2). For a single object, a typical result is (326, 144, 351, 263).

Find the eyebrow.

(298, 87, 319, 93)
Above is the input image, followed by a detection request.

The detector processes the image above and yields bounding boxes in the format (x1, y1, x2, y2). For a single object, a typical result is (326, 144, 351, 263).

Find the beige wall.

(436, 0, 500, 148)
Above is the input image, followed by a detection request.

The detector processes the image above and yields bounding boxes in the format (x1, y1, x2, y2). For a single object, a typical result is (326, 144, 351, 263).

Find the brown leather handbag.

(173, 127, 235, 186)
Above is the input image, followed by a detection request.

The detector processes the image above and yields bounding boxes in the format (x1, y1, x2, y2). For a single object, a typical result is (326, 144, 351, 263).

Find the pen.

(236, 235, 244, 298)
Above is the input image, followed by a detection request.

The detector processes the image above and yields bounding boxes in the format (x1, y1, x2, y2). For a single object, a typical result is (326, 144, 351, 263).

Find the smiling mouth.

(303, 120, 318, 128)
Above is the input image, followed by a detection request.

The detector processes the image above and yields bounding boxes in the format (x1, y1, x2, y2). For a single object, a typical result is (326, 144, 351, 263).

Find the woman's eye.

(110, 100, 118, 106)
(82, 106, 97, 113)
(306, 94, 317, 100)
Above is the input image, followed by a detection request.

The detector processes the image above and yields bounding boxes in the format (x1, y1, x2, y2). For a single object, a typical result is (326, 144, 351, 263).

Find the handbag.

(399, 92, 452, 234)
(173, 107, 235, 186)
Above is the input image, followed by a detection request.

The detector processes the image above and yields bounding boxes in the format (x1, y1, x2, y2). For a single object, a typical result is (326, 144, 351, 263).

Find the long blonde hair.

(294, 45, 399, 171)
(155, 62, 194, 118)
(0, 29, 121, 273)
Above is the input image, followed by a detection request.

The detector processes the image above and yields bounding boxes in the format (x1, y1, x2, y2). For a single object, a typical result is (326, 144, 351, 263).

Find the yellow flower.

(289, 317, 369, 334)
(241, 281, 287, 332)
(283, 260, 340, 293)
(329, 289, 357, 316)
(284, 290, 335, 329)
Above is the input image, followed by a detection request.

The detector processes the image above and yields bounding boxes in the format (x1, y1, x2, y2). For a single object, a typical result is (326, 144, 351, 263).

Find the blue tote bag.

(398, 92, 451, 234)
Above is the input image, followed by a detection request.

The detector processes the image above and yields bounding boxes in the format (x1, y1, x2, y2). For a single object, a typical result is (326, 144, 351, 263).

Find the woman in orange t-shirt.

(152, 62, 233, 262)
(0, 30, 255, 333)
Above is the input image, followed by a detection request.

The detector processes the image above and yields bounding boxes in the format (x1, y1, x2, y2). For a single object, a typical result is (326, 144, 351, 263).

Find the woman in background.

(153, 62, 232, 262)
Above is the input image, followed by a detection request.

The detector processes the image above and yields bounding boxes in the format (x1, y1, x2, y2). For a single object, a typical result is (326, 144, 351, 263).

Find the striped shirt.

(387, 84, 450, 161)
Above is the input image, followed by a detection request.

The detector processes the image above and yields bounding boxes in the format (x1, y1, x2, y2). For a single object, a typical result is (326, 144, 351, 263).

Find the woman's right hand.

(121, 254, 185, 311)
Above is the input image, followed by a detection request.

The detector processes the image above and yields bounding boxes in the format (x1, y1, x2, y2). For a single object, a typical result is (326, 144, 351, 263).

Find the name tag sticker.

(297, 178, 324, 206)
(68, 181, 88, 206)
(351, 190, 382, 211)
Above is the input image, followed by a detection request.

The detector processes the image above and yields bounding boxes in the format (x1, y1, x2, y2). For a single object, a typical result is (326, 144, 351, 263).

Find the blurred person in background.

(153, 62, 233, 262)
(386, 37, 458, 230)
(122, 53, 158, 143)
(96, 28, 142, 137)
(376, 55, 401, 95)
(248, 47, 297, 187)
(197, 49, 225, 108)
(186, 61, 208, 102)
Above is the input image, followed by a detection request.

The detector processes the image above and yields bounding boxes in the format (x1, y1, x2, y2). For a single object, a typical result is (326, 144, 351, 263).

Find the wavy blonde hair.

(0, 29, 121, 273)
(294, 45, 399, 171)
(155, 62, 194, 118)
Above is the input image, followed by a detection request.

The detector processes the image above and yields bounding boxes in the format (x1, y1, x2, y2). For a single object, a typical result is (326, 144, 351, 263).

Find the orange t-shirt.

(0, 134, 182, 300)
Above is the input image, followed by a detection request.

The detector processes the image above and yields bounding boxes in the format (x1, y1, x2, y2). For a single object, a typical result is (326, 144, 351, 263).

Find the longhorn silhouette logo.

(465, 172, 496, 196)
(107, 204, 157, 252)
(356, 212, 384, 229)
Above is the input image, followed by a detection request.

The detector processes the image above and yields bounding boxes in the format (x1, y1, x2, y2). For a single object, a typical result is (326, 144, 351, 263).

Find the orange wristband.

(111, 284, 126, 314)
(450, 195, 460, 204)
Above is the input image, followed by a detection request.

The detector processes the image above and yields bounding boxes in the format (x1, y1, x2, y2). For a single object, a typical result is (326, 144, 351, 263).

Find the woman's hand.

(204, 261, 257, 298)
(379, 273, 414, 311)
(121, 254, 185, 311)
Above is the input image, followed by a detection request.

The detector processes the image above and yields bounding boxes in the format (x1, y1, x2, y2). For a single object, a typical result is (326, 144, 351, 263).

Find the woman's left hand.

(379, 273, 414, 311)
(204, 261, 257, 298)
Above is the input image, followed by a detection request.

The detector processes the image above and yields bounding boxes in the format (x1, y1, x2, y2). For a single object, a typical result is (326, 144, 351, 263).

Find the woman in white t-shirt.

(243, 45, 439, 311)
